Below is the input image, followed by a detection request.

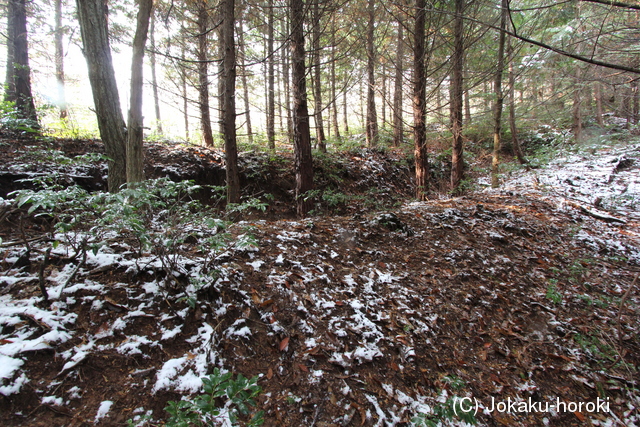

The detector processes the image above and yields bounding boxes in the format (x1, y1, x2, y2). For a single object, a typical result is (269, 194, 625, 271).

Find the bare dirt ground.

(0, 134, 639, 426)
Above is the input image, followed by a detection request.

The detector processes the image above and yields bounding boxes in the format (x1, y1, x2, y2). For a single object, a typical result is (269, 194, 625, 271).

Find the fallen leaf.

(251, 293, 262, 305)
(279, 336, 290, 351)
(260, 298, 274, 307)
(574, 411, 585, 422)
(298, 364, 308, 372)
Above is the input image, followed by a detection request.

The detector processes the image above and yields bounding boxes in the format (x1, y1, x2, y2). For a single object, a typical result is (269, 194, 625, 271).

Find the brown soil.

(0, 135, 638, 426)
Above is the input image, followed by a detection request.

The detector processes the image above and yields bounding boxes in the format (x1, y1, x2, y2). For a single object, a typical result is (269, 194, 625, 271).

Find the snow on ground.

(496, 140, 640, 219)
(1, 139, 639, 426)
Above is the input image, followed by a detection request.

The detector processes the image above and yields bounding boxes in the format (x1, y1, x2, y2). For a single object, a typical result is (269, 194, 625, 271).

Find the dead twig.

(56, 243, 87, 298)
(0, 235, 48, 248)
(38, 247, 51, 304)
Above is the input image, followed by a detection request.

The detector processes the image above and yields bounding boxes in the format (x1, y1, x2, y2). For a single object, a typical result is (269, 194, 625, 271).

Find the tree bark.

(126, 0, 153, 185)
(595, 79, 604, 127)
(381, 64, 386, 128)
(197, 0, 215, 147)
(365, 0, 378, 147)
(222, 0, 240, 204)
(5, 0, 38, 126)
(313, 0, 326, 152)
(4, 0, 16, 104)
(393, 17, 404, 147)
(343, 88, 349, 135)
(491, 0, 507, 189)
(450, 0, 465, 192)
(283, 16, 293, 143)
(54, 0, 68, 120)
(413, 0, 428, 201)
(76, 0, 127, 192)
(330, 16, 340, 141)
(507, 36, 527, 165)
(291, 0, 314, 217)
(267, 0, 276, 150)
(237, 15, 254, 144)
(181, 49, 189, 142)
(572, 67, 583, 142)
(149, 12, 162, 135)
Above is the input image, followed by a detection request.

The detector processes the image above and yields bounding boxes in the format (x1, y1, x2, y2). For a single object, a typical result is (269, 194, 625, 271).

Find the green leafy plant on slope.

(164, 369, 264, 427)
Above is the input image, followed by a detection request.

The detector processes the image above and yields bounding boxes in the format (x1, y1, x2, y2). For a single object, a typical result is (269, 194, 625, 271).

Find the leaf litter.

(0, 138, 639, 426)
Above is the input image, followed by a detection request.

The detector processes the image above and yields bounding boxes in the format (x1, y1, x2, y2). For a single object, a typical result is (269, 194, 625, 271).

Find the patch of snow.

(161, 324, 183, 340)
(0, 355, 24, 380)
(0, 373, 28, 396)
(247, 260, 264, 271)
(67, 386, 82, 399)
(153, 356, 188, 393)
(118, 335, 153, 356)
(94, 400, 113, 423)
(224, 319, 252, 339)
(41, 395, 63, 406)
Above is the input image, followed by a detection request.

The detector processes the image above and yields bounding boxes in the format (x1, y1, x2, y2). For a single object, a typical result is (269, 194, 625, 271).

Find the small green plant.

(126, 412, 152, 426)
(546, 280, 562, 304)
(443, 375, 465, 391)
(226, 197, 269, 216)
(0, 100, 39, 133)
(164, 369, 264, 427)
(572, 331, 628, 369)
(412, 375, 477, 426)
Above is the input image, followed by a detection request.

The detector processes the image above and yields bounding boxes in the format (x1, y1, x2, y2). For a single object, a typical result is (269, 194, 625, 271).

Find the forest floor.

(0, 131, 639, 426)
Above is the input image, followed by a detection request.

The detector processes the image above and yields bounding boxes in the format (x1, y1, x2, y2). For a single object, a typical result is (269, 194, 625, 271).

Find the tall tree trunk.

(450, 0, 465, 192)
(54, 0, 68, 119)
(343, 88, 349, 135)
(313, 0, 326, 152)
(464, 66, 471, 124)
(435, 85, 442, 122)
(381, 64, 386, 128)
(330, 16, 340, 141)
(237, 16, 253, 143)
(180, 47, 190, 142)
(149, 12, 162, 135)
(360, 78, 365, 130)
(218, 25, 225, 138)
(633, 77, 639, 125)
(276, 50, 284, 133)
(507, 36, 527, 165)
(283, 17, 293, 143)
(197, 0, 214, 147)
(76, 0, 127, 192)
(126, 0, 153, 185)
(414, 0, 428, 201)
(222, 0, 240, 204)
(5, 0, 38, 126)
(393, 17, 404, 147)
(491, 0, 507, 189)
(595, 79, 604, 127)
(267, 0, 276, 150)
(4, 0, 16, 103)
(290, 0, 313, 217)
(365, 0, 378, 147)
(572, 67, 583, 142)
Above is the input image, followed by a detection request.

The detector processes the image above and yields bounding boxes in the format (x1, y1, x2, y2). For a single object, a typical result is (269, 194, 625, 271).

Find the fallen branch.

(567, 201, 627, 224)
(0, 235, 49, 248)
